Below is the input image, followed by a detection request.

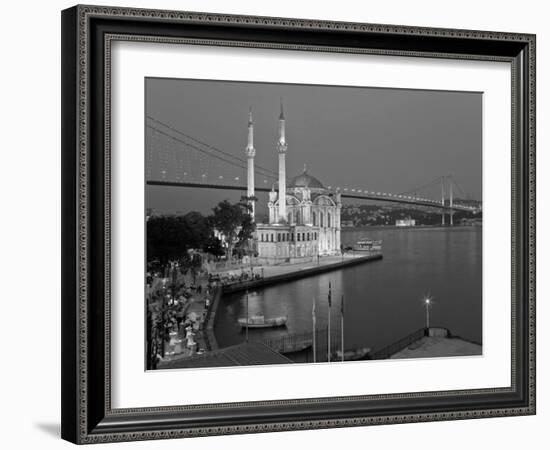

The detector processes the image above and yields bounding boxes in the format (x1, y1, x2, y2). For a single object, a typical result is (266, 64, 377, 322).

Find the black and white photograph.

(145, 78, 483, 370)
(1, 0, 543, 447)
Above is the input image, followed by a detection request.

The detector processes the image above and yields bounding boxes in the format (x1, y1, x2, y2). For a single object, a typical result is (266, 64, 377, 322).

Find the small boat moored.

(238, 315, 288, 328)
(334, 347, 371, 361)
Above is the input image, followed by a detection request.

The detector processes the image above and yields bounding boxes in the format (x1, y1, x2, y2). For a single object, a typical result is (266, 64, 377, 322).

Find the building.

(396, 217, 416, 227)
(246, 101, 342, 263)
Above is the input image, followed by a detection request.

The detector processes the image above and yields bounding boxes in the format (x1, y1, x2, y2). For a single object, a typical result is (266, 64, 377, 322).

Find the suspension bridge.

(145, 115, 481, 223)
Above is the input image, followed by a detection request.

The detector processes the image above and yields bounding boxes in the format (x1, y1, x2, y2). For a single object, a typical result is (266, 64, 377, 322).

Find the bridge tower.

(449, 176, 454, 226)
(441, 176, 446, 226)
(277, 98, 288, 222)
(245, 108, 256, 220)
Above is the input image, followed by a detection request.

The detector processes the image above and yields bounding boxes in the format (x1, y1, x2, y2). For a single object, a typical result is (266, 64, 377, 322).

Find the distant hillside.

(341, 202, 481, 227)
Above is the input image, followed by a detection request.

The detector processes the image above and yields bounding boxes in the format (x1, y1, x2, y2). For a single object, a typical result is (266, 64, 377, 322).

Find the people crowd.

(210, 270, 263, 288)
(146, 259, 219, 368)
(146, 252, 268, 369)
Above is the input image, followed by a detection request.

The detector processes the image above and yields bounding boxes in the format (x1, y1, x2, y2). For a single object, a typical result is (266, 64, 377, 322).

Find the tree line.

(147, 197, 256, 265)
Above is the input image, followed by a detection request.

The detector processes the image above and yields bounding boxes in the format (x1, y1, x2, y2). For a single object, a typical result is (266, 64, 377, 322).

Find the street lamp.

(422, 294, 434, 330)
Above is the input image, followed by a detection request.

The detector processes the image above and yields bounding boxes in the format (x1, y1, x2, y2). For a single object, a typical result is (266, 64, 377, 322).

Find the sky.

(145, 77, 482, 216)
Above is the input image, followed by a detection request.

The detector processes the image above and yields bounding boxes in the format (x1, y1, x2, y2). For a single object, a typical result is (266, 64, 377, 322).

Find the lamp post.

(423, 294, 433, 330)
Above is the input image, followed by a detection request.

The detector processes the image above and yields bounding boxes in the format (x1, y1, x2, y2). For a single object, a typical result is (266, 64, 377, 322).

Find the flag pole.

(341, 295, 345, 362)
(327, 282, 331, 363)
(245, 289, 249, 342)
(312, 297, 317, 363)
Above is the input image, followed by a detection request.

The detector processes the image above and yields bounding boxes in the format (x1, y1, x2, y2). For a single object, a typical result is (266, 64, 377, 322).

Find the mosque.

(245, 101, 341, 263)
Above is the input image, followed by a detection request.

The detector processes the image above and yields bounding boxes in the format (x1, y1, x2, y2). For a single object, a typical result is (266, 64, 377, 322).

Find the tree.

(210, 200, 245, 264)
(236, 213, 256, 256)
(185, 252, 203, 284)
(237, 197, 257, 257)
(181, 211, 211, 249)
(210, 199, 256, 264)
(147, 215, 187, 263)
(203, 235, 224, 258)
(146, 212, 212, 264)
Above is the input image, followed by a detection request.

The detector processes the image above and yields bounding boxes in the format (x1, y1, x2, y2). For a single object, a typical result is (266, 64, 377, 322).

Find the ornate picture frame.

(61, 5, 536, 444)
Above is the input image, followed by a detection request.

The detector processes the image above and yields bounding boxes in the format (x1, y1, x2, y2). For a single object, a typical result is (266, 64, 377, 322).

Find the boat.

(238, 315, 288, 328)
(267, 338, 312, 354)
(333, 347, 372, 361)
(353, 239, 382, 252)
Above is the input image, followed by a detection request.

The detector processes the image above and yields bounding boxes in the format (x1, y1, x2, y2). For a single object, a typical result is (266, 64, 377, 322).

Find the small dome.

(288, 170, 325, 189)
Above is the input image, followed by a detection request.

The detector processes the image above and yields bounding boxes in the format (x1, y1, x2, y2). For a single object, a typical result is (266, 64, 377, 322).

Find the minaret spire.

(246, 107, 255, 152)
(277, 98, 288, 222)
(278, 97, 287, 146)
(245, 107, 256, 220)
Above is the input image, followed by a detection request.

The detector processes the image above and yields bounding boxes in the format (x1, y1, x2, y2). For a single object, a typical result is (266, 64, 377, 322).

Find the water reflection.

(215, 227, 482, 354)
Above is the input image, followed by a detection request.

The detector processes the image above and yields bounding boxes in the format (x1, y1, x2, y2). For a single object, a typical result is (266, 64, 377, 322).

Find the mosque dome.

(288, 169, 325, 189)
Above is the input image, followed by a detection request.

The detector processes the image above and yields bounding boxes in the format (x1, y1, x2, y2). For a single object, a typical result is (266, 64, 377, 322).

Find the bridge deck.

(146, 180, 475, 212)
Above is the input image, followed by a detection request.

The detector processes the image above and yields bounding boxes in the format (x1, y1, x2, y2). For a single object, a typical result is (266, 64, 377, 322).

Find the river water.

(214, 226, 482, 357)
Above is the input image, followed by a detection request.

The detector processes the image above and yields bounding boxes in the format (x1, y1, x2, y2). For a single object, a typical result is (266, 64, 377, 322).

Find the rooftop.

(288, 169, 325, 189)
(390, 336, 482, 359)
(157, 342, 292, 369)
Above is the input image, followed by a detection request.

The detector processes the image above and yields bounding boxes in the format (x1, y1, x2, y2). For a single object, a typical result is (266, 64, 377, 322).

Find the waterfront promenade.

(219, 252, 382, 294)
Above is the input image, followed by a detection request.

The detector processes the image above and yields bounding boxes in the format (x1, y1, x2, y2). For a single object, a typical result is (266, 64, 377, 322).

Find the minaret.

(245, 107, 256, 220)
(277, 98, 288, 222)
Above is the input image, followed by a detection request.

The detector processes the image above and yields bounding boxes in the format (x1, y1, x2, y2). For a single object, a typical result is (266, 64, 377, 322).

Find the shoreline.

(203, 286, 221, 351)
(221, 253, 383, 295)
(342, 224, 482, 232)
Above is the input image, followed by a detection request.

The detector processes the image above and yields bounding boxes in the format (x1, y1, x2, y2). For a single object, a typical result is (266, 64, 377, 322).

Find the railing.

(369, 327, 428, 360)
(255, 328, 348, 362)
(202, 286, 222, 351)
(258, 330, 315, 354)
(253, 326, 463, 361)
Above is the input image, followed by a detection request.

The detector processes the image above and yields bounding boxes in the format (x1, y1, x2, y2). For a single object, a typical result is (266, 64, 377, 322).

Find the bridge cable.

(146, 124, 278, 182)
(398, 175, 444, 197)
(146, 116, 278, 178)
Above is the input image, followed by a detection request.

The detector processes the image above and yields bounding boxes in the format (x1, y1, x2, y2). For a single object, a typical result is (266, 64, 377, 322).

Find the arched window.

(328, 213, 332, 228)
(312, 211, 317, 226)
(320, 212, 324, 228)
